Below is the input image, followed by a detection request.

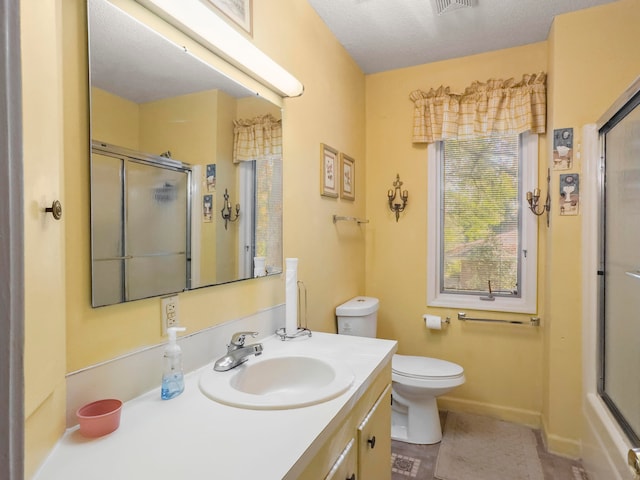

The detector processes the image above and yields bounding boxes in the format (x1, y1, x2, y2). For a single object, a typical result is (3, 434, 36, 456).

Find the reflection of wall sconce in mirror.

(387, 173, 409, 222)
(526, 168, 551, 227)
(221, 188, 240, 230)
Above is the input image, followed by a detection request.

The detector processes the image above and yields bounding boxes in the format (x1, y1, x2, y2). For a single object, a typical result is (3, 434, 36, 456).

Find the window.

(427, 133, 538, 313)
(238, 157, 283, 277)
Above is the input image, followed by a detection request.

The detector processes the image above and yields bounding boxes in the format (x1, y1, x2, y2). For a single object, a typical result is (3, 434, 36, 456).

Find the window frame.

(426, 132, 539, 314)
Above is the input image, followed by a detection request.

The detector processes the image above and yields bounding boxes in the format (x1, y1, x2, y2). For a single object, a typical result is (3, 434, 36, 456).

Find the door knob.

(45, 200, 62, 220)
(367, 435, 376, 449)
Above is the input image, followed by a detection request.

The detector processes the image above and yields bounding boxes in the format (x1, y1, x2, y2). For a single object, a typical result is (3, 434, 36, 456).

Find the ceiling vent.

(433, 0, 474, 15)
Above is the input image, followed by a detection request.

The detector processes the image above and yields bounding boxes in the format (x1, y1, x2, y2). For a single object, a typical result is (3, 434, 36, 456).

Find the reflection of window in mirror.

(88, 0, 284, 306)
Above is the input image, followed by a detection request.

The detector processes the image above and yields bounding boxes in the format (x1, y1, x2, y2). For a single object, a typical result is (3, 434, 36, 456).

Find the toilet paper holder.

(423, 315, 450, 329)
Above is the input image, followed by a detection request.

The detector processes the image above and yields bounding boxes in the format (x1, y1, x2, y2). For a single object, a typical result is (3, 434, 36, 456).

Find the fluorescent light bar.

(136, 0, 304, 97)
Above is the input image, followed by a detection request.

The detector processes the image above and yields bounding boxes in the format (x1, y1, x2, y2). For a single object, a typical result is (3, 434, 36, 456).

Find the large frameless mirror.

(88, 0, 283, 307)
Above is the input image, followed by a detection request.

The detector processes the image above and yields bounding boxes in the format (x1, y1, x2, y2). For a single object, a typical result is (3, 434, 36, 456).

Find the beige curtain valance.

(410, 72, 546, 143)
(233, 114, 282, 163)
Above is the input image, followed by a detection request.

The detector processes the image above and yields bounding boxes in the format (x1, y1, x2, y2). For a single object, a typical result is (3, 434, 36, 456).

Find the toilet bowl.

(335, 296, 465, 445)
(391, 354, 465, 444)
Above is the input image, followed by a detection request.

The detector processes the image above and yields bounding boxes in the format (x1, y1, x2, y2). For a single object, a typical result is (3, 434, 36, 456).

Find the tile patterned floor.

(391, 412, 589, 480)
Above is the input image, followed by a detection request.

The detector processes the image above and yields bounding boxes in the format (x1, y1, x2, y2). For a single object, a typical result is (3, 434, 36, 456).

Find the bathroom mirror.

(88, 0, 283, 307)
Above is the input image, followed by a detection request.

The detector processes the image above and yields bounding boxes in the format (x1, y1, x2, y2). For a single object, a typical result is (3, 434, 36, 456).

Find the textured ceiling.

(307, 0, 619, 74)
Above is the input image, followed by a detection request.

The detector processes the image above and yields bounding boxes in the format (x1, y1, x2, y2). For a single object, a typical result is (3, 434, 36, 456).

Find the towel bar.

(332, 215, 369, 224)
(457, 312, 540, 326)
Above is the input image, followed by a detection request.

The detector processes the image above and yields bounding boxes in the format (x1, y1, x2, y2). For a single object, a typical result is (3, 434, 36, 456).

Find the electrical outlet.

(161, 295, 179, 335)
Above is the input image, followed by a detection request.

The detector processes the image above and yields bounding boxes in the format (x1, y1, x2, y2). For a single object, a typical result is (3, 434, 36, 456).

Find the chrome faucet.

(214, 331, 263, 372)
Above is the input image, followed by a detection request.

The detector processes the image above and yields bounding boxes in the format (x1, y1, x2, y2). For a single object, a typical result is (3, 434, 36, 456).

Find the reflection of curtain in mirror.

(234, 115, 283, 277)
(233, 114, 282, 163)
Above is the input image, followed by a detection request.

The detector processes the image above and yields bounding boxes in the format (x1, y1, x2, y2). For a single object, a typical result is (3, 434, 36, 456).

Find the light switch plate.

(161, 295, 179, 335)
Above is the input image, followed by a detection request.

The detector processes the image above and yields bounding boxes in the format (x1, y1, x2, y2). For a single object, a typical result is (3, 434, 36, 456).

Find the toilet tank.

(335, 296, 379, 337)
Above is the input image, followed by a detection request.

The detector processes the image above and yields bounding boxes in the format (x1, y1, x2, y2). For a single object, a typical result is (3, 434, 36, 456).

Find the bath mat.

(391, 453, 421, 477)
(434, 412, 544, 480)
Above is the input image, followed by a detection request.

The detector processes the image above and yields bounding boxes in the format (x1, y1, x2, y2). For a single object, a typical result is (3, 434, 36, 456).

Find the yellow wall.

(59, 0, 364, 419)
(23, 0, 68, 476)
(543, 0, 640, 456)
(253, 0, 368, 329)
(91, 87, 139, 148)
(365, 0, 640, 458)
(26, 0, 639, 474)
(213, 91, 238, 283)
(365, 43, 548, 429)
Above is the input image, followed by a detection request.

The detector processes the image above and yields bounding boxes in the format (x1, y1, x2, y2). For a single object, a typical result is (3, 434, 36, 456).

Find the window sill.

(427, 293, 536, 314)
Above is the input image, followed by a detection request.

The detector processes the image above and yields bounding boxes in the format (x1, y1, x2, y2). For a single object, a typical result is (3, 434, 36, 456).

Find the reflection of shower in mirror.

(87, 0, 284, 305)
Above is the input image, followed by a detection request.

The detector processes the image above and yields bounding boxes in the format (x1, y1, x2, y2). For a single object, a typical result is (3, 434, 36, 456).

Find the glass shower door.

(126, 161, 188, 301)
(600, 92, 640, 445)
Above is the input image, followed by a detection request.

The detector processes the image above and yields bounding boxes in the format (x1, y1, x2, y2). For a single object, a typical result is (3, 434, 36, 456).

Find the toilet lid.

(392, 354, 464, 380)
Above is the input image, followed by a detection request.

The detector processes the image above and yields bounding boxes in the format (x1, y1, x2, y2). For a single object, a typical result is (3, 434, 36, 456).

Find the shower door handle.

(628, 448, 640, 475)
(625, 271, 640, 280)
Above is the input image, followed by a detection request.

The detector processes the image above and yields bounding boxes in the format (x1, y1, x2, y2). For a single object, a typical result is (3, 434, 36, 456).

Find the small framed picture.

(340, 153, 355, 201)
(203, 195, 213, 223)
(553, 127, 573, 170)
(320, 144, 339, 198)
(206, 164, 216, 192)
(205, 0, 252, 35)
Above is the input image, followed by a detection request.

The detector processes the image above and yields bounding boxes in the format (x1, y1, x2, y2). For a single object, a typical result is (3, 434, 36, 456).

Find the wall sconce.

(220, 188, 239, 230)
(387, 174, 409, 222)
(526, 168, 551, 227)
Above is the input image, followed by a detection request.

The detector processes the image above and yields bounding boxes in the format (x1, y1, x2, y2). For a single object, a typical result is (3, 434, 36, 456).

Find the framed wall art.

(320, 144, 339, 198)
(205, 0, 252, 35)
(340, 153, 355, 201)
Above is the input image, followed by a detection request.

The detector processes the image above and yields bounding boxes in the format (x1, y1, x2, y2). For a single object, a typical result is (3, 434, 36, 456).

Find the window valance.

(233, 114, 282, 163)
(410, 73, 546, 144)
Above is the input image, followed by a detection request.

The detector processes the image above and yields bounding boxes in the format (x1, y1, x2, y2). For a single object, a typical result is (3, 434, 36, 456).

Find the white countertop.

(34, 332, 396, 480)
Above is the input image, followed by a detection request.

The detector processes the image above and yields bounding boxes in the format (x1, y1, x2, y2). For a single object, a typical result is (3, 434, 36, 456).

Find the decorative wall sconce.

(220, 188, 240, 230)
(387, 174, 409, 222)
(526, 168, 551, 227)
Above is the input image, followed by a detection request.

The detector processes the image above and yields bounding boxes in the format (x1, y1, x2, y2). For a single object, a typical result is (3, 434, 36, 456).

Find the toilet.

(336, 296, 465, 444)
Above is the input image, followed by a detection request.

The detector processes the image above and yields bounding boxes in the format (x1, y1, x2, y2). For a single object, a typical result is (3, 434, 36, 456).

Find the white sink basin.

(199, 355, 355, 409)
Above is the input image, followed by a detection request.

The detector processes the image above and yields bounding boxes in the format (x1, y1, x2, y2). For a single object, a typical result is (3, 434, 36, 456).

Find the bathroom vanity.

(33, 332, 396, 479)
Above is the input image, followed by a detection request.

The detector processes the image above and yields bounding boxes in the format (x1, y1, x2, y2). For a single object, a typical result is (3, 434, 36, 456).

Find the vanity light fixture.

(221, 188, 240, 230)
(526, 168, 551, 227)
(387, 174, 409, 222)
(137, 0, 304, 97)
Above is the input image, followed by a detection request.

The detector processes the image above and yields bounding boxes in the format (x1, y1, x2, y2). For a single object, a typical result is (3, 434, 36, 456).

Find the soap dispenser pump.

(161, 326, 186, 400)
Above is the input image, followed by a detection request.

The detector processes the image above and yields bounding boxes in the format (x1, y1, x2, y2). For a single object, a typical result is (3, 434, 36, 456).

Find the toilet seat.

(392, 354, 465, 389)
(392, 354, 464, 379)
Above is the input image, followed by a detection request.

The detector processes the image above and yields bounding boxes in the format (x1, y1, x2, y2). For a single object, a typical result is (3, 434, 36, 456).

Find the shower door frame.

(582, 76, 640, 480)
(0, 0, 25, 478)
(597, 87, 640, 447)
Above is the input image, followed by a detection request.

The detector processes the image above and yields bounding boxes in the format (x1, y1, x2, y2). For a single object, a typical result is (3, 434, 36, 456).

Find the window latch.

(479, 280, 495, 301)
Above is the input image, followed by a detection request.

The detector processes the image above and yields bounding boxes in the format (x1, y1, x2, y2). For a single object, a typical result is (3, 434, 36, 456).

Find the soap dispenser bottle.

(161, 326, 186, 400)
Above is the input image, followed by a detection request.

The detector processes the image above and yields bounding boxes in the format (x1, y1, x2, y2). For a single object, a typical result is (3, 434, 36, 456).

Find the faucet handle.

(230, 331, 259, 347)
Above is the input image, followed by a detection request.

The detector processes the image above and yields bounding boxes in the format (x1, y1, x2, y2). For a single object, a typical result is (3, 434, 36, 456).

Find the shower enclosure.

(582, 76, 640, 479)
(598, 86, 640, 448)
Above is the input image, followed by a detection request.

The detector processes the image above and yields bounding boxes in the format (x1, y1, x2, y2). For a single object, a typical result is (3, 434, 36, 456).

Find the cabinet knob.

(367, 435, 376, 449)
(347, 474, 356, 480)
(45, 200, 62, 220)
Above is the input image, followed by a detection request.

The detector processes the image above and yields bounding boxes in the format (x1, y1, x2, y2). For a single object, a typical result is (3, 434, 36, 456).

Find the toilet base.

(391, 390, 443, 444)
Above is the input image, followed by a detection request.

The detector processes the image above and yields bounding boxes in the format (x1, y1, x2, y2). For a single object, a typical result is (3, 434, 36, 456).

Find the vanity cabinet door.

(357, 384, 392, 480)
(325, 438, 357, 480)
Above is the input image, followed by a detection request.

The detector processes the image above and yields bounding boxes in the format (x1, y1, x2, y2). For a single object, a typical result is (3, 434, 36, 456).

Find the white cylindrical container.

(335, 296, 379, 338)
(285, 258, 298, 336)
